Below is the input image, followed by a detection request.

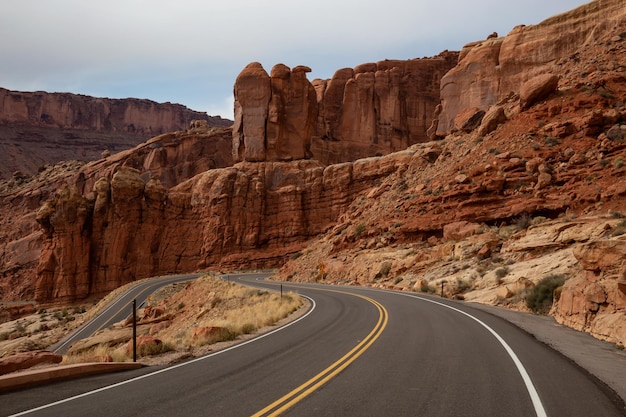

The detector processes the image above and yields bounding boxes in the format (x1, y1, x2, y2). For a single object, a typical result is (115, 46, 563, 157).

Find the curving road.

(50, 273, 203, 355)
(3, 273, 625, 416)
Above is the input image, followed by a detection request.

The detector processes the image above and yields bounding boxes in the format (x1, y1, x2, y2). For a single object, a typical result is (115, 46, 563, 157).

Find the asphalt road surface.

(4, 273, 624, 416)
(50, 273, 203, 355)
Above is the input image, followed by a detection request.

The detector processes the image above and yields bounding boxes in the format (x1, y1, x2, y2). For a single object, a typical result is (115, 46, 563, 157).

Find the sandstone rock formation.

(436, 0, 626, 136)
(0, 125, 233, 302)
(2, 0, 626, 349)
(233, 63, 317, 162)
(33, 156, 406, 302)
(311, 52, 458, 164)
(0, 350, 62, 375)
(555, 239, 626, 344)
(0, 87, 232, 179)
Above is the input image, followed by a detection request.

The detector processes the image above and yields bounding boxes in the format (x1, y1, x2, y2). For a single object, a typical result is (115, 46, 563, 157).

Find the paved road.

(50, 273, 203, 355)
(4, 274, 625, 416)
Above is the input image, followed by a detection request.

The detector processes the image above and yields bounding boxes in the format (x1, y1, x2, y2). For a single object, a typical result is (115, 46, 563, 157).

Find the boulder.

(519, 74, 559, 110)
(125, 336, 163, 357)
(477, 106, 507, 136)
(453, 107, 485, 133)
(0, 351, 62, 376)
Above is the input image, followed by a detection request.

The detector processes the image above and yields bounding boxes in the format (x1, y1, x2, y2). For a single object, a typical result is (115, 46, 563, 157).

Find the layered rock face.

(0, 88, 231, 179)
(312, 52, 458, 163)
(0, 125, 233, 302)
(436, 0, 626, 136)
(232, 55, 459, 166)
(555, 240, 626, 344)
(233, 63, 317, 162)
(34, 156, 404, 302)
(0, 88, 230, 134)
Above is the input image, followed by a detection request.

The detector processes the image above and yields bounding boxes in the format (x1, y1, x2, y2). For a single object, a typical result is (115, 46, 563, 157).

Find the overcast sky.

(1, 0, 588, 120)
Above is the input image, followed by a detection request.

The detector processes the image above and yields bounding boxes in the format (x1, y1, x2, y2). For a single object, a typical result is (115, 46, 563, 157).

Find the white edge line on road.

(9, 294, 316, 417)
(395, 291, 548, 417)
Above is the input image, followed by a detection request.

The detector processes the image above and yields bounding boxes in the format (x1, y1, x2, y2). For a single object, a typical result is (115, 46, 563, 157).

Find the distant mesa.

(0, 88, 232, 180)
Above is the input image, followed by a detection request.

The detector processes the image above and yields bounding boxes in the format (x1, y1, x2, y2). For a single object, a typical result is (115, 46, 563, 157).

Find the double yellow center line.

(252, 291, 388, 416)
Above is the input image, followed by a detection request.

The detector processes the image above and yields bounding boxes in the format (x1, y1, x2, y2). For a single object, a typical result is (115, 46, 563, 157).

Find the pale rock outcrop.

(555, 239, 626, 345)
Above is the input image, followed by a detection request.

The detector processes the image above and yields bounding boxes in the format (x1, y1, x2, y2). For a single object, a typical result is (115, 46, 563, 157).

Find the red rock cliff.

(312, 52, 458, 163)
(0, 88, 232, 180)
(34, 156, 405, 302)
(436, 0, 626, 136)
(0, 88, 230, 134)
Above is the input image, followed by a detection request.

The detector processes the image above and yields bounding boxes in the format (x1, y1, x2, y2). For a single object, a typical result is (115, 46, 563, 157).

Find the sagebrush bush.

(525, 274, 566, 314)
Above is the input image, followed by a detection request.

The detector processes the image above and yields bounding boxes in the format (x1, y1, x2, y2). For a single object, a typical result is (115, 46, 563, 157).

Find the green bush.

(526, 274, 566, 314)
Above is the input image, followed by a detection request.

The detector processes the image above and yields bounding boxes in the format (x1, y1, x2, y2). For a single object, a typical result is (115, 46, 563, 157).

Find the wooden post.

(132, 299, 137, 362)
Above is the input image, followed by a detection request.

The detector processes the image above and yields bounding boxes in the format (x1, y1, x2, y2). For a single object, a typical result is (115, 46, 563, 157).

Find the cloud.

(0, 0, 587, 117)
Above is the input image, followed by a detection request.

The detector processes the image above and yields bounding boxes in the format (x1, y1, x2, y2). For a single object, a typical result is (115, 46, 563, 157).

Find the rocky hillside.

(0, 88, 232, 180)
(0, 0, 625, 346)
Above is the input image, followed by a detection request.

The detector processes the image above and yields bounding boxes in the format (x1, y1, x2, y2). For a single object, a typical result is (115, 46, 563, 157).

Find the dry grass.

(62, 344, 127, 364)
(61, 274, 304, 364)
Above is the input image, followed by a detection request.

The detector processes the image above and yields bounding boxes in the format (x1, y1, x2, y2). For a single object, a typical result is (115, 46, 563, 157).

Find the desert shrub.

(495, 266, 510, 280)
(290, 251, 303, 260)
(614, 157, 625, 169)
(238, 323, 256, 335)
(138, 341, 174, 357)
(611, 220, 626, 237)
(545, 136, 560, 147)
(525, 274, 566, 314)
(355, 223, 366, 237)
(531, 216, 547, 226)
(419, 283, 435, 294)
(514, 214, 532, 230)
(456, 279, 472, 293)
(377, 262, 392, 279)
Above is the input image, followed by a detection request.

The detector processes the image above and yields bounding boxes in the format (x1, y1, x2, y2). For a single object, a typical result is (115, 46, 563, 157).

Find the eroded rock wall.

(0, 88, 230, 134)
(233, 63, 317, 162)
(436, 0, 626, 136)
(0, 88, 232, 180)
(34, 155, 407, 302)
(312, 52, 458, 163)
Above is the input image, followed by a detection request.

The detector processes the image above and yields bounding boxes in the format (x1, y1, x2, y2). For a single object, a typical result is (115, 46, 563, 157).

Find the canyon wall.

(0, 88, 230, 134)
(34, 156, 408, 302)
(0, 88, 232, 180)
(436, 0, 626, 136)
(311, 52, 458, 163)
(0, 125, 233, 302)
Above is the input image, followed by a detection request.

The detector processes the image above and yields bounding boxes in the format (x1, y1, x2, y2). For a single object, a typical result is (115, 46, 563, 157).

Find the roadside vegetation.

(62, 274, 304, 364)
(525, 274, 567, 314)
